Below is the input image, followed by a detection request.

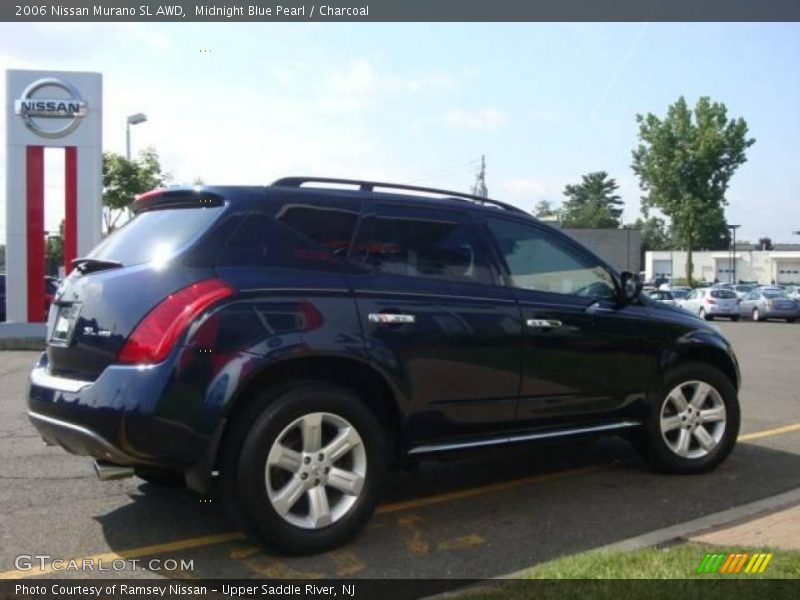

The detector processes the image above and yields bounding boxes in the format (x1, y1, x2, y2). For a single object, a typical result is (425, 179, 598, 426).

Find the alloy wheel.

(265, 412, 367, 529)
(659, 380, 727, 459)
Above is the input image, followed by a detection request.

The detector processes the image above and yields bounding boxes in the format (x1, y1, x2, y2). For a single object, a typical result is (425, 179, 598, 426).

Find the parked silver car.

(784, 285, 800, 301)
(732, 283, 757, 299)
(739, 289, 799, 323)
(646, 290, 676, 306)
(682, 288, 740, 321)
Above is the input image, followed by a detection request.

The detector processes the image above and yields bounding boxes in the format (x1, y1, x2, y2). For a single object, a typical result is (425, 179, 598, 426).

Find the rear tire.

(731, 316, 740, 322)
(631, 362, 739, 475)
(753, 308, 763, 322)
(222, 382, 386, 555)
(787, 318, 796, 323)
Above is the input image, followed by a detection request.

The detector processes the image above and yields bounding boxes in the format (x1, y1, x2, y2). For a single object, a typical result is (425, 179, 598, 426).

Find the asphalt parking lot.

(1, 321, 799, 581)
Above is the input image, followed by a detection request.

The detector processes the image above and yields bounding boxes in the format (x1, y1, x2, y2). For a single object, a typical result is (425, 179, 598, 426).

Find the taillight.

(705, 298, 717, 304)
(118, 279, 235, 365)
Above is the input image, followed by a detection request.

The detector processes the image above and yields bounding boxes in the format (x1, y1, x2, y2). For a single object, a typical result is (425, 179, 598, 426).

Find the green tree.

(633, 215, 671, 252)
(102, 147, 170, 232)
(45, 220, 65, 275)
(561, 171, 623, 228)
(533, 199, 559, 219)
(632, 96, 754, 286)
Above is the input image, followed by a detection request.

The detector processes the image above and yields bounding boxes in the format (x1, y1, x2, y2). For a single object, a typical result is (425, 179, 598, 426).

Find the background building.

(645, 245, 800, 285)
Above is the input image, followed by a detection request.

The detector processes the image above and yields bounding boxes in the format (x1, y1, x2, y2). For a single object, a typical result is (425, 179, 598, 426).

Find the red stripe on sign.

(26, 146, 45, 323)
(64, 146, 78, 274)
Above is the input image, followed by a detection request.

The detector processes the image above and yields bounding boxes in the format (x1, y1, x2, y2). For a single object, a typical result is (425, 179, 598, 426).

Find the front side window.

(485, 217, 616, 299)
(351, 205, 491, 285)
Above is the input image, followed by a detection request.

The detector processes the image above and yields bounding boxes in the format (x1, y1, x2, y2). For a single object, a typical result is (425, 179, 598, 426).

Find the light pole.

(727, 224, 740, 284)
(125, 113, 147, 160)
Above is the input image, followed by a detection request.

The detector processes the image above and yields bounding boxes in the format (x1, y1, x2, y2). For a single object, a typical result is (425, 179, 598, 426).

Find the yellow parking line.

(376, 464, 602, 514)
(738, 422, 800, 442)
(2, 420, 798, 580)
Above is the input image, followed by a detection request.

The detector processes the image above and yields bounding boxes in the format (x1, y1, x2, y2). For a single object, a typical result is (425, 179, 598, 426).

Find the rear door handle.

(368, 313, 416, 324)
(526, 318, 562, 329)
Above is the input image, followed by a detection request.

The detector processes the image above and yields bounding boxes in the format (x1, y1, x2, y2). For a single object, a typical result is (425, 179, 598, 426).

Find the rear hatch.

(709, 289, 738, 312)
(765, 292, 796, 311)
(46, 190, 227, 380)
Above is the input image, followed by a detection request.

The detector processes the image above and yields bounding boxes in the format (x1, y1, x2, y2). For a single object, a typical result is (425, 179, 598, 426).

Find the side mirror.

(620, 271, 642, 304)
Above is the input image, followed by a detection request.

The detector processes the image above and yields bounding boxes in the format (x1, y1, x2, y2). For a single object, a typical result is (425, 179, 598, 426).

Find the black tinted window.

(710, 289, 737, 299)
(352, 206, 491, 285)
(219, 198, 359, 271)
(486, 217, 616, 299)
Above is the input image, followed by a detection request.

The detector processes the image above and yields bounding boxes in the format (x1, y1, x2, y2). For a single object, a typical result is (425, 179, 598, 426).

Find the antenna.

(470, 155, 488, 199)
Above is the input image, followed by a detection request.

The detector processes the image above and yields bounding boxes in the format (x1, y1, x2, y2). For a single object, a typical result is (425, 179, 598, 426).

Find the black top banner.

(3, 0, 800, 22)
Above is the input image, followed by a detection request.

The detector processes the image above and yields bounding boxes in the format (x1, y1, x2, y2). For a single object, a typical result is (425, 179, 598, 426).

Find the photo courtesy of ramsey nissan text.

(0, 1, 798, 599)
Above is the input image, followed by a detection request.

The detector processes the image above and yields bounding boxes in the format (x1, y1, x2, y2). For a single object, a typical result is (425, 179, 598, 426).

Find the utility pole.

(471, 155, 488, 198)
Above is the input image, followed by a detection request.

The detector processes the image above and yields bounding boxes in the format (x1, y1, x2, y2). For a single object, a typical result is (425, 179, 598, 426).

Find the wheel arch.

(662, 341, 740, 392)
(214, 354, 407, 468)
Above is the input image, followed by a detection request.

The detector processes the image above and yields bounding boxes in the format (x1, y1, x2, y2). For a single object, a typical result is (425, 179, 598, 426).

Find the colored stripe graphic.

(698, 552, 773, 575)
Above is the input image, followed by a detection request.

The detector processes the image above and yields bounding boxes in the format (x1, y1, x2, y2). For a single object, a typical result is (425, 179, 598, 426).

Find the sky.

(0, 22, 799, 245)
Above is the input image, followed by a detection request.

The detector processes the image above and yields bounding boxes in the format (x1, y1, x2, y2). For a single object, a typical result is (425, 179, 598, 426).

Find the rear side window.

(89, 206, 223, 267)
(219, 196, 359, 271)
(351, 205, 491, 285)
(710, 289, 737, 299)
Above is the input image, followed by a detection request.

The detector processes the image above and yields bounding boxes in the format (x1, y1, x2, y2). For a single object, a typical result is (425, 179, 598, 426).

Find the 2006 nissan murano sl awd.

(28, 177, 740, 555)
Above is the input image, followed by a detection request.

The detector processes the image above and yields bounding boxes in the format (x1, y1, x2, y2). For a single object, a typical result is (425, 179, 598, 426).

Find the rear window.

(89, 206, 223, 267)
(710, 289, 737, 299)
(763, 291, 789, 299)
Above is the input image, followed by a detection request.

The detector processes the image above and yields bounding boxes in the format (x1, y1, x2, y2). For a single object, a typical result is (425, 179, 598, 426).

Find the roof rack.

(271, 176, 527, 214)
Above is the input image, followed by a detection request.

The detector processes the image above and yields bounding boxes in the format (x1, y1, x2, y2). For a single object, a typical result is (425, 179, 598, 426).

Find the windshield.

(89, 206, 223, 267)
(671, 290, 688, 299)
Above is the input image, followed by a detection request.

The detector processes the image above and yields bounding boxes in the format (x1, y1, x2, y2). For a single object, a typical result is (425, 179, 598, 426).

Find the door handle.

(368, 313, 416, 324)
(526, 318, 562, 329)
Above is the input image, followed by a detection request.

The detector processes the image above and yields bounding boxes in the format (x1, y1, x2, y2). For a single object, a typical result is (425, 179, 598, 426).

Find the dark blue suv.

(28, 177, 740, 554)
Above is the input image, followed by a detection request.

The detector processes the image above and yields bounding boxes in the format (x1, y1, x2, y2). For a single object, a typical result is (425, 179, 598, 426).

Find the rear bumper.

(28, 410, 136, 465)
(27, 353, 213, 475)
(760, 309, 798, 319)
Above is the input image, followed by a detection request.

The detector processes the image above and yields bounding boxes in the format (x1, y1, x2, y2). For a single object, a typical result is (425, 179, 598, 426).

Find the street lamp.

(125, 113, 148, 160)
(727, 224, 741, 284)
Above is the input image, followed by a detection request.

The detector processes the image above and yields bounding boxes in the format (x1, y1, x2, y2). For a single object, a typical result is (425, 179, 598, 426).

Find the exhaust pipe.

(93, 459, 134, 481)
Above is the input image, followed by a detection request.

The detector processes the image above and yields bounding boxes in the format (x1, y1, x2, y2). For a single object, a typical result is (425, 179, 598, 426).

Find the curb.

(0, 338, 45, 351)
(497, 486, 800, 579)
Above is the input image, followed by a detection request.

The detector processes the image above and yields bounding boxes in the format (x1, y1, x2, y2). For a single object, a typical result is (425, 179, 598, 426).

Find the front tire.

(224, 382, 386, 555)
(731, 316, 740, 322)
(632, 362, 739, 475)
(753, 308, 763, 322)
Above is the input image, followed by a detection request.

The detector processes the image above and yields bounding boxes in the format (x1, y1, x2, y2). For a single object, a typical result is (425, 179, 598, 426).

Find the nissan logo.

(14, 78, 88, 139)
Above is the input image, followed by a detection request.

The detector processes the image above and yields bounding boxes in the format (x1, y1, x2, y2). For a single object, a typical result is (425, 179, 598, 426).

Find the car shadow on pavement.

(94, 437, 800, 580)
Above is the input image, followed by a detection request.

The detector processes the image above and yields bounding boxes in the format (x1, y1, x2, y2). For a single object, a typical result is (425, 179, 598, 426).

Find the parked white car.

(682, 288, 740, 321)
